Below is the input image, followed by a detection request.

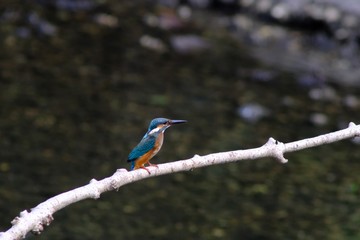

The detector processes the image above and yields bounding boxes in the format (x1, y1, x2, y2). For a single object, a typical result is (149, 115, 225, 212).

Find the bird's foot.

(148, 163, 158, 169)
(140, 166, 151, 174)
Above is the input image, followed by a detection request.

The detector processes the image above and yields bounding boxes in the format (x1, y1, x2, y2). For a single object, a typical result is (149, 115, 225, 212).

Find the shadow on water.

(0, 1, 360, 239)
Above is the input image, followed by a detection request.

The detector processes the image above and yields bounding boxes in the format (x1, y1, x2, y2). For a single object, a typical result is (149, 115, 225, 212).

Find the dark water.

(1, 1, 360, 239)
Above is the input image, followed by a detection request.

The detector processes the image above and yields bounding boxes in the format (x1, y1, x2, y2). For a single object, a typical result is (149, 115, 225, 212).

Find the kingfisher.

(127, 118, 187, 173)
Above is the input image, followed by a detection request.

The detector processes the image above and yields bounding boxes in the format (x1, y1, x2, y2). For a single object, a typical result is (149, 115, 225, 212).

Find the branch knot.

(265, 138, 288, 163)
(31, 214, 54, 235)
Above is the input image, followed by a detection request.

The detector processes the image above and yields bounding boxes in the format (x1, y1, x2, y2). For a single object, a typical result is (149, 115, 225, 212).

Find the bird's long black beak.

(169, 119, 187, 125)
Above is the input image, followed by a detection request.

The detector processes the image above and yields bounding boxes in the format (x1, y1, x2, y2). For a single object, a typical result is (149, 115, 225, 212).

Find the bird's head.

(147, 118, 187, 135)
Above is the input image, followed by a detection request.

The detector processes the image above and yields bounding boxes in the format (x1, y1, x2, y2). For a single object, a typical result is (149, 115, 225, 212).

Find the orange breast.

(153, 132, 164, 155)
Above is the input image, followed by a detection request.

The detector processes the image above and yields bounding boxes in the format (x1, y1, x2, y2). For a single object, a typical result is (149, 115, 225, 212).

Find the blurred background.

(1, 0, 360, 239)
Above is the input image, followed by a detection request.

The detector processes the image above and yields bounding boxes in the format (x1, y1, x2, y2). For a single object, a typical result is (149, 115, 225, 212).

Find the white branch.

(1, 122, 359, 240)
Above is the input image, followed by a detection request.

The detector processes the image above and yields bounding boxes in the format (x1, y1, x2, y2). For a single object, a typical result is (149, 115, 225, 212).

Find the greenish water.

(1, 1, 360, 239)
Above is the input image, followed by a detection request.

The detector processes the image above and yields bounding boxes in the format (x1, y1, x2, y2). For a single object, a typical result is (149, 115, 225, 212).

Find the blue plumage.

(127, 135, 156, 169)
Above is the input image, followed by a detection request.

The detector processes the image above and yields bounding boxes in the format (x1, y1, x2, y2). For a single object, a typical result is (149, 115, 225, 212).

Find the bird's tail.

(130, 161, 135, 171)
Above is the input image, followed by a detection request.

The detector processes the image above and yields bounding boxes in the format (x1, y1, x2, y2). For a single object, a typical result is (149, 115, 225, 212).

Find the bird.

(127, 118, 187, 173)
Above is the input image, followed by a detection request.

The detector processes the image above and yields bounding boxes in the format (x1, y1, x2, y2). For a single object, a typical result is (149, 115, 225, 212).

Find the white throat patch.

(148, 125, 169, 135)
(149, 126, 162, 135)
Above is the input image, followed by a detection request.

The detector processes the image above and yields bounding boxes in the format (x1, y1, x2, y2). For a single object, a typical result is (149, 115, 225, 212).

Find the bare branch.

(1, 122, 359, 240)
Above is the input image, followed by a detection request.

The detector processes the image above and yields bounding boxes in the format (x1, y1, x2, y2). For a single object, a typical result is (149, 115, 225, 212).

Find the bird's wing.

(127, 136, 156, 162)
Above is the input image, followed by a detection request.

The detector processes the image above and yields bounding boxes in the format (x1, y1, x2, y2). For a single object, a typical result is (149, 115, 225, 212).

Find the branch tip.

(348, 122, 356, 128)
(265, 137, 281, 146)
(278, 157, 288, 164)
(273, 148, 287, 164)
(90, 178, 98, 184)
(11, 217, 20, 225)
(20, 210, 29, 217)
